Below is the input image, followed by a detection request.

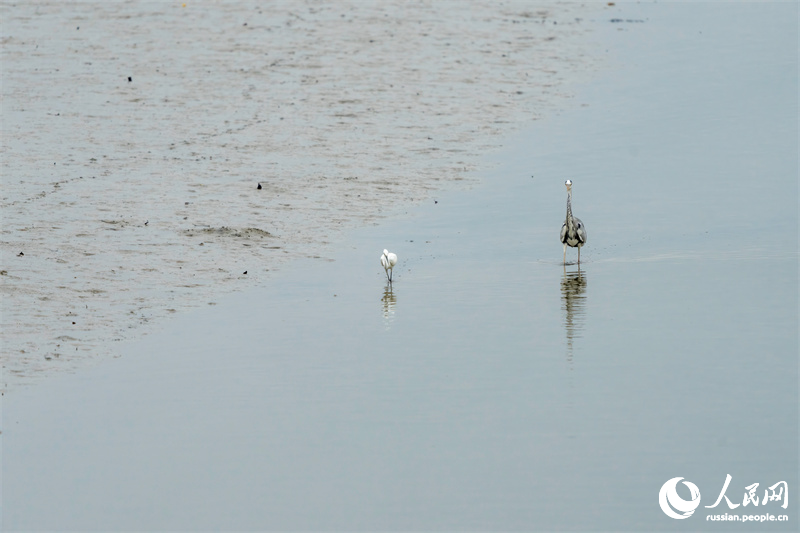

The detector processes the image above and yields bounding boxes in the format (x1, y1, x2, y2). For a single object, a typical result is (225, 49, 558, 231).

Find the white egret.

(381, 249, 397, 282)
(559, 179, 587, 264)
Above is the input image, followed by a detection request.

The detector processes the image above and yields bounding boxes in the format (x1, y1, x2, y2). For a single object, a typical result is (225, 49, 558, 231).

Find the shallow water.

(3, 2, 797, 530)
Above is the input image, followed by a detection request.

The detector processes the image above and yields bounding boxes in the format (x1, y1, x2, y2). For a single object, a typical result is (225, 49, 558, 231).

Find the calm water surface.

(3, 3, 797, 530)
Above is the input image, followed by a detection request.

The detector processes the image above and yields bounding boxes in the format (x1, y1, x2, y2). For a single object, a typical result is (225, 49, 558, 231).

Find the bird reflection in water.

(561, 267, 588, 370)
(381, 282, 397, 329)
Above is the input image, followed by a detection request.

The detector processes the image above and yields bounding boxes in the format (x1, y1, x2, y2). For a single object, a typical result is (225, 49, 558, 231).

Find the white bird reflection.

(381, 282, 397, 329)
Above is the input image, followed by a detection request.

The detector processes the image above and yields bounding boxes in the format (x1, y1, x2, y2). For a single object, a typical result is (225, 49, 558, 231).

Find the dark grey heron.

(560, 179, 587, 264)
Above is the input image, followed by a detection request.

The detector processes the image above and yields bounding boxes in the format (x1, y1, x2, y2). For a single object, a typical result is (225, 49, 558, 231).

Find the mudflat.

(1, 2, 603, 389)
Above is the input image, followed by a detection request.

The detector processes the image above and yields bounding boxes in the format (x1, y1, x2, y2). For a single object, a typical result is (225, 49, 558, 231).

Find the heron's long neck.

(566, 190, 574, 226)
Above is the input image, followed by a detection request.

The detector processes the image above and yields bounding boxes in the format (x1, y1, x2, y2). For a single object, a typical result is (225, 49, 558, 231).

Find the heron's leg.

(578, 246, 581, 264)
(563, 243, 567, 265)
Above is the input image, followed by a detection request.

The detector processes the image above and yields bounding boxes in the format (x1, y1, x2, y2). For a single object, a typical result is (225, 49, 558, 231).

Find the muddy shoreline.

(1, 2, 606, 390)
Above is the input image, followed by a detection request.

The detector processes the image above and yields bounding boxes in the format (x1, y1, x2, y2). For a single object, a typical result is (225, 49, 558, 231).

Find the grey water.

(3, 3, 797, 531)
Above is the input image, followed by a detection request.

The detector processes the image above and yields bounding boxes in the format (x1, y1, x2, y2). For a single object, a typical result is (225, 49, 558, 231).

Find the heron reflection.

(381, 282, 397, 329)
(561, 267, 588, 369)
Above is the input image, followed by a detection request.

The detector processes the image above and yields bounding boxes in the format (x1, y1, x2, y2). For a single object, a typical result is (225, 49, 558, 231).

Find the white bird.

(381, 249, 397, 282)
(560, 179, 587, 265)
